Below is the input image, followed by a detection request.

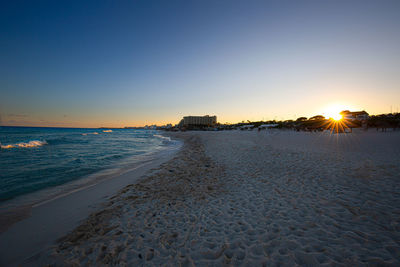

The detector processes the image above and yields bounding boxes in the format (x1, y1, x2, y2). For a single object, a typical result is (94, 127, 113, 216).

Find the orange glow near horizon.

(0, 101, 388, 128)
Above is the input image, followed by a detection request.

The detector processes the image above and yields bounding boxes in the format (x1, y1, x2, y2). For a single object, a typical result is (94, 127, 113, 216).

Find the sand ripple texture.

(48, 130, 400, 266)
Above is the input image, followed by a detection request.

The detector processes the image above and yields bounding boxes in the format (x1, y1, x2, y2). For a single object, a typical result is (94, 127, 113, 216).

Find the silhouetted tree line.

(367, 113, 400, 131)
(278, 113, 400, 132)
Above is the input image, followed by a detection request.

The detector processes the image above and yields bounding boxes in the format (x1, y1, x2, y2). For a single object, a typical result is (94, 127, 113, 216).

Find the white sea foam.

(1, 140, 48, 149)
(154, 134, 171, 141)
(82, 132, 99, 136)
(103, 130, 112, 133)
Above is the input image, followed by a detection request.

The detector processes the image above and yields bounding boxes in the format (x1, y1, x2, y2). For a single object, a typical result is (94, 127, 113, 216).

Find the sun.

(323, 104, 347, 121)
(330, 113, 343, 121)
(320, 103, 356, 133)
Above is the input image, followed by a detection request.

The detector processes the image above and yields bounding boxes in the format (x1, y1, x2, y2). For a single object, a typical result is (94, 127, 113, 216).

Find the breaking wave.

(82, 132, 99, 136)
(154, 134, 173, 145)
(154, 134, 171, 142)
(1, 140, 48, 149)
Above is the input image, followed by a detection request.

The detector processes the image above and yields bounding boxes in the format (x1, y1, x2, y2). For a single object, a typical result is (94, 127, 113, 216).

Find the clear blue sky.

(1, 0, 400, 127)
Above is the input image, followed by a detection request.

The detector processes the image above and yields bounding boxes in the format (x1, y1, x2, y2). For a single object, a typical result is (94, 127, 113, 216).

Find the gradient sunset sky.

(1, 0, 400, 127)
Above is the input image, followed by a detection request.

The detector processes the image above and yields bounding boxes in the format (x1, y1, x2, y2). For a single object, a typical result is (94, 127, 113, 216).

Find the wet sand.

(34, 129, 400, 266)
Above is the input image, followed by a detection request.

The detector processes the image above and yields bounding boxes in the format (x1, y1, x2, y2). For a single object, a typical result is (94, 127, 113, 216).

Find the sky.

(1, 0, 400, 127)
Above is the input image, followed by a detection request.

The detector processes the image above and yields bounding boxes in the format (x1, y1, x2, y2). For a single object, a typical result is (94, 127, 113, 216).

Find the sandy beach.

(3, 130, 400, 266)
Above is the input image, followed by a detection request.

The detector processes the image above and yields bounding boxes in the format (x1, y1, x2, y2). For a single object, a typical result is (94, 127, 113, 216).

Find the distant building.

(179, 115, 217, 127)
(144, 125, 157, 130)
(340, 110, 369, 121)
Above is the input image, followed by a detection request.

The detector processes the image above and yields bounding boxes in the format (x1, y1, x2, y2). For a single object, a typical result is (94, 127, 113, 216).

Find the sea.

(0, 126, 179, 206)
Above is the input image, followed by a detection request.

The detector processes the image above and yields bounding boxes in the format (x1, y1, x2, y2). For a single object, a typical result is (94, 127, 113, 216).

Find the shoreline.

(40, 132, 225, 266)
(0, 137, 182, 266)
(0, 137, 180, 233)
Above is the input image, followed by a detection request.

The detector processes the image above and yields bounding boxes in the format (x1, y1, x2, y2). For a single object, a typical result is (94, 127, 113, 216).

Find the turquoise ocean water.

(0, 127, 176, 203)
